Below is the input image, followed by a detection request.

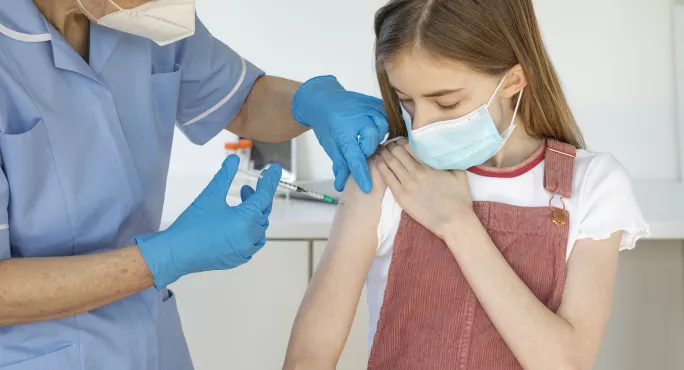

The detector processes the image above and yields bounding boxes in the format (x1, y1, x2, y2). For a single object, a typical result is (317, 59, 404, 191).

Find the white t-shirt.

(365, 146, 650, 349)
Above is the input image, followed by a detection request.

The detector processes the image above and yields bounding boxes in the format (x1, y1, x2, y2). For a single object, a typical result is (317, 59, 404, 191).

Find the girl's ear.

(500, 64, 527, 98)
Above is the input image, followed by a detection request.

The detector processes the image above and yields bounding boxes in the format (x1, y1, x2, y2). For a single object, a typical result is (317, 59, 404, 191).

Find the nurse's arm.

(0, 246, 153, 326)
(227, 76, 309, 143)
(283, 158, 385, 370)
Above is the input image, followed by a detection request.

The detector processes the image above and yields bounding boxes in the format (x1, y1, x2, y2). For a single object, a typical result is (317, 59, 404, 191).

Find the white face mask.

(78, 0, 196, 46)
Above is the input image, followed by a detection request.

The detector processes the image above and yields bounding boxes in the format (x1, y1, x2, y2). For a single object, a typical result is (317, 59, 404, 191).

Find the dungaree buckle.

(544, 146, 575, 227)
(547, 192, 567, 227)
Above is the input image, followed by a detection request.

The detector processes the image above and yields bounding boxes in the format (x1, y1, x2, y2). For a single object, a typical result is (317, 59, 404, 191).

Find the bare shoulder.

(326, 156, 388, 252)
(337, 156, 388, 210)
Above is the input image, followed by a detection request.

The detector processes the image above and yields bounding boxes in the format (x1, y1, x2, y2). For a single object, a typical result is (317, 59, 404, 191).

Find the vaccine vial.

(224, 139, 254, 172)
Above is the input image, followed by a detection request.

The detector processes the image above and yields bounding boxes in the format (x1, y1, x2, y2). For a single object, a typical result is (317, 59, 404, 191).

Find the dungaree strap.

(544, 139, 576, 197)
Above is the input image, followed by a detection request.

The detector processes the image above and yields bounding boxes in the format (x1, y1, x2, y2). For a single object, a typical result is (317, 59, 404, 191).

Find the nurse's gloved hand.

(292, 75, 388, 193)
(136, 155, 282, 289)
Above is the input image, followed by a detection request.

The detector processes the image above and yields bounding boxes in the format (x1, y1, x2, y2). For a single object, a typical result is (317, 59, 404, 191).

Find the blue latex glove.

(292, 75, 389, 193)
(136, 155, 282, 289)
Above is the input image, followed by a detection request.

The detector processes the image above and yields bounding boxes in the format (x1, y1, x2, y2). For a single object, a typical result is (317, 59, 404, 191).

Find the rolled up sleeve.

(174, 16, 265, 145)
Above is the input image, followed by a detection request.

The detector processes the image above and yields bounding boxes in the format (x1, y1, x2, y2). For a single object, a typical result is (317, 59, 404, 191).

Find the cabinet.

(313, 241, 370, 370)
(171, 241, 309, 370)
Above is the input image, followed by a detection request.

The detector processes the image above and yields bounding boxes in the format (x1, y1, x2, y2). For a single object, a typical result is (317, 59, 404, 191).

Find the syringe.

(237, 170, 338, 204)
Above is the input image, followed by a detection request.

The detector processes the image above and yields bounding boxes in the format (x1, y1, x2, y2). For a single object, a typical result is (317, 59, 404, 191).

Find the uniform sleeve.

(0, 158, 9, 260)
(576, 154, 650, 251)
(174, 16, 265, 145)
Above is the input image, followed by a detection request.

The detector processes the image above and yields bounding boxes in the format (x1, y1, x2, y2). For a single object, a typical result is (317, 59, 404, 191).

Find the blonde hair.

(374, 0, 585, 148)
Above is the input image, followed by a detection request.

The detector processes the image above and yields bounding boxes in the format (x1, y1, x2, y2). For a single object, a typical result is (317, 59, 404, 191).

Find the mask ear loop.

(490, 71, 525, 138)
(76, 0, 99, 21)
(509, 88, 524, 127)
(77, 0, 131, 21)
(487, 75, 509, 107)
(487, 74, 524, 125)
(106, 0, 129, 12)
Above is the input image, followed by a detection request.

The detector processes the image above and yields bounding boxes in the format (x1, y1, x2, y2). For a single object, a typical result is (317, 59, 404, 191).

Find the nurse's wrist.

(291, 75, 338, 126)
(121, 245, 156, 290)
(135, 232, 177, 290)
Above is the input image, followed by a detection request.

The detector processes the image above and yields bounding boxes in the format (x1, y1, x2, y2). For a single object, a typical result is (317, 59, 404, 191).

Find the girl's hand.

(375, 138, 474, 239)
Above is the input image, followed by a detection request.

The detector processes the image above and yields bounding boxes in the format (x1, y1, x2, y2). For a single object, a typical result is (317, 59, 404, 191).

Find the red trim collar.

(467, 141, 546, 178)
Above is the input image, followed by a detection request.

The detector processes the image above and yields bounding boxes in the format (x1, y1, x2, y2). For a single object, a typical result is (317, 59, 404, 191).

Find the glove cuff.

(291, 75, 339, 127)
(136, 231, 179, 291)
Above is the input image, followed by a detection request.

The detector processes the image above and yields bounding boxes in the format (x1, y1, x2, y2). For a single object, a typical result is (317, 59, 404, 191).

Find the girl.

(283, 0, 649, 369)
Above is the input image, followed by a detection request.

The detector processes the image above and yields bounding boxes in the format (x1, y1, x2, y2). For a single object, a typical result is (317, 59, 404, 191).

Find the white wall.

(534, 0, 678, 180)
(675, 4, 684, 179)
(169, 0, 680, 181)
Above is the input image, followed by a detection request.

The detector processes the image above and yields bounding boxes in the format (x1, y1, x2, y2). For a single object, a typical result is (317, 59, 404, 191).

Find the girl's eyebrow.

(391, 85, 464, 98)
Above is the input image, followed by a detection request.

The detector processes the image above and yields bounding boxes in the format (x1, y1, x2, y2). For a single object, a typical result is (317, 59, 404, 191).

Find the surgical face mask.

(77, 0, 196, 46)
(401, 75, 524, 171)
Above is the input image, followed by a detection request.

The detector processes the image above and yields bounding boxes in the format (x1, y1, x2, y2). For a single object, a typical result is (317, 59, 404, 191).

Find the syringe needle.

(237, 170, 338, 204)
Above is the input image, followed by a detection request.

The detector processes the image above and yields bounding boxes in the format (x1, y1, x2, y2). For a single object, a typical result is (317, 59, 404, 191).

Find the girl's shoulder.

(573, 150, 628, 184)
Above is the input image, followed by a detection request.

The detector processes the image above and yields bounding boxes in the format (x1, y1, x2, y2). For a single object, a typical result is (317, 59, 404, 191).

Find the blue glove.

(292, 75, 389, 193)
(136, 155, 282, 289)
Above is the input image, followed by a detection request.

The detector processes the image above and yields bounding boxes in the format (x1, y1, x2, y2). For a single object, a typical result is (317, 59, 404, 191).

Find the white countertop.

(162, 175, 684, 241)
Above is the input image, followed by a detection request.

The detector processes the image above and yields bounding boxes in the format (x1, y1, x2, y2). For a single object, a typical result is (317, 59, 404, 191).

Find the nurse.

(0, 1, 387, 369)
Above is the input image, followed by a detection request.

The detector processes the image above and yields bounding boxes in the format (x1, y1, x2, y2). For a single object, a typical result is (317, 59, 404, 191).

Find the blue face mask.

(401, 76, 524, 171)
